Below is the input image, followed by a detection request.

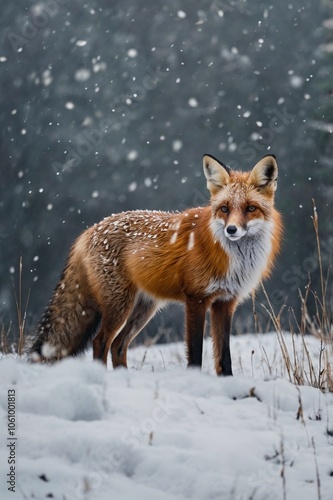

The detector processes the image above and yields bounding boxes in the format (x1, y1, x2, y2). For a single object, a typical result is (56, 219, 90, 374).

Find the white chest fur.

(207, 221, 273, 302)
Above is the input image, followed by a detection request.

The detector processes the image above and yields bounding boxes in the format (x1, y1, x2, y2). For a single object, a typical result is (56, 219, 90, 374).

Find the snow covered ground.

(0, 332, 332, 500)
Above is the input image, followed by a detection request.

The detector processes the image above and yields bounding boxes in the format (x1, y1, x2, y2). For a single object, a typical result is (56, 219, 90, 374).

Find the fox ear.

(249, 155, 278, 192)
(203, 154, 230, 195)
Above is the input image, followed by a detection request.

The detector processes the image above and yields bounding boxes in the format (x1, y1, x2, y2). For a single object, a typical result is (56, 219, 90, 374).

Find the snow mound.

(0, 358, 105, 421)
(0, 333, 332, 500)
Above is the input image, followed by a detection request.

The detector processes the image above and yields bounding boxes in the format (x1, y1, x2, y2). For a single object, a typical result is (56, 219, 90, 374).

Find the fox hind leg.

(92, 287, 137, 365)
(111, 293, 158, 368)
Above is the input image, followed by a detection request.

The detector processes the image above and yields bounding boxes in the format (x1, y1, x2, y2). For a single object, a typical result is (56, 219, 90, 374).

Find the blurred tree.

(0, 0, 330, 344)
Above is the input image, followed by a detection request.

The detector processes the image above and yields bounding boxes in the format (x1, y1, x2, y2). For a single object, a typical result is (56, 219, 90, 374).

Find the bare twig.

(311, 436, 321, 500)
(312, 200, 327, 327)
(280, 434, 287, 500)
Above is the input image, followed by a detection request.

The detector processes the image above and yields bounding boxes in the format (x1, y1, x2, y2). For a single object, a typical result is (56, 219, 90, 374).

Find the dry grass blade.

(13, 256, 30, 356)
(311, 199, 331, 335)
(265, 201, 332, 392)
(0, 322, 12, 354)
(312, 200, 326, 322)
(261, 283, 293, 382)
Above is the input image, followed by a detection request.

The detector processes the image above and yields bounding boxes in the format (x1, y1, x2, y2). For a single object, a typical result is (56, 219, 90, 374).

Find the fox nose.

(226, 225, 237, 235)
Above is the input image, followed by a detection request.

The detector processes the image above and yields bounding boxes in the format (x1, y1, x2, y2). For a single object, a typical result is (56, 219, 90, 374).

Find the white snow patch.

(170, 232, 178, 244)
(0, 334, 333, 500)
(187, 231, 195, 251)
(1, 334, 332, 500)
(41, 342, 57, 359)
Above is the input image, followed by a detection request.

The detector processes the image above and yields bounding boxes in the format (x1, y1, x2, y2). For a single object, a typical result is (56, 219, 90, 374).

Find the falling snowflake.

(188, 98, 198, 108)
(127, 151, 138, 161)
(128, 182, 138, 192)
(75, 68, 91, 82)
(127, 48, 138, 58)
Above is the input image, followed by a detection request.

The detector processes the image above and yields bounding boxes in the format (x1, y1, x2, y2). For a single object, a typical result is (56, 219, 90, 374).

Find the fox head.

(203, 154, 278, 242)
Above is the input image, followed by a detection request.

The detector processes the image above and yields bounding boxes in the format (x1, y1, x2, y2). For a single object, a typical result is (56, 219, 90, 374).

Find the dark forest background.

(0, 0, 332, 346)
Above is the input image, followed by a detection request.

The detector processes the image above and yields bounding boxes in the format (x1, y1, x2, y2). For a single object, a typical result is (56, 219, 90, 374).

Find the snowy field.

(0, 332, 332, 500)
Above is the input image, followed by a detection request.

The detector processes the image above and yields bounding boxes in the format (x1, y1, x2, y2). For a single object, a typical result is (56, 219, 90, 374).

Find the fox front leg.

(210, 299, 236, 376)
(185, 297, 207, 368)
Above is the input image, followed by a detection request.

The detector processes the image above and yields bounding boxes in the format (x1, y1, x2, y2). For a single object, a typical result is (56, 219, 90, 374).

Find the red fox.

(30, 154, 282, 375)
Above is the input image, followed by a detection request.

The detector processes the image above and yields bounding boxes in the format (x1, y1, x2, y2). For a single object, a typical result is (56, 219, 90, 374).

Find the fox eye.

(220, 206, 229, 213)
(247, 205, 257, 212)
